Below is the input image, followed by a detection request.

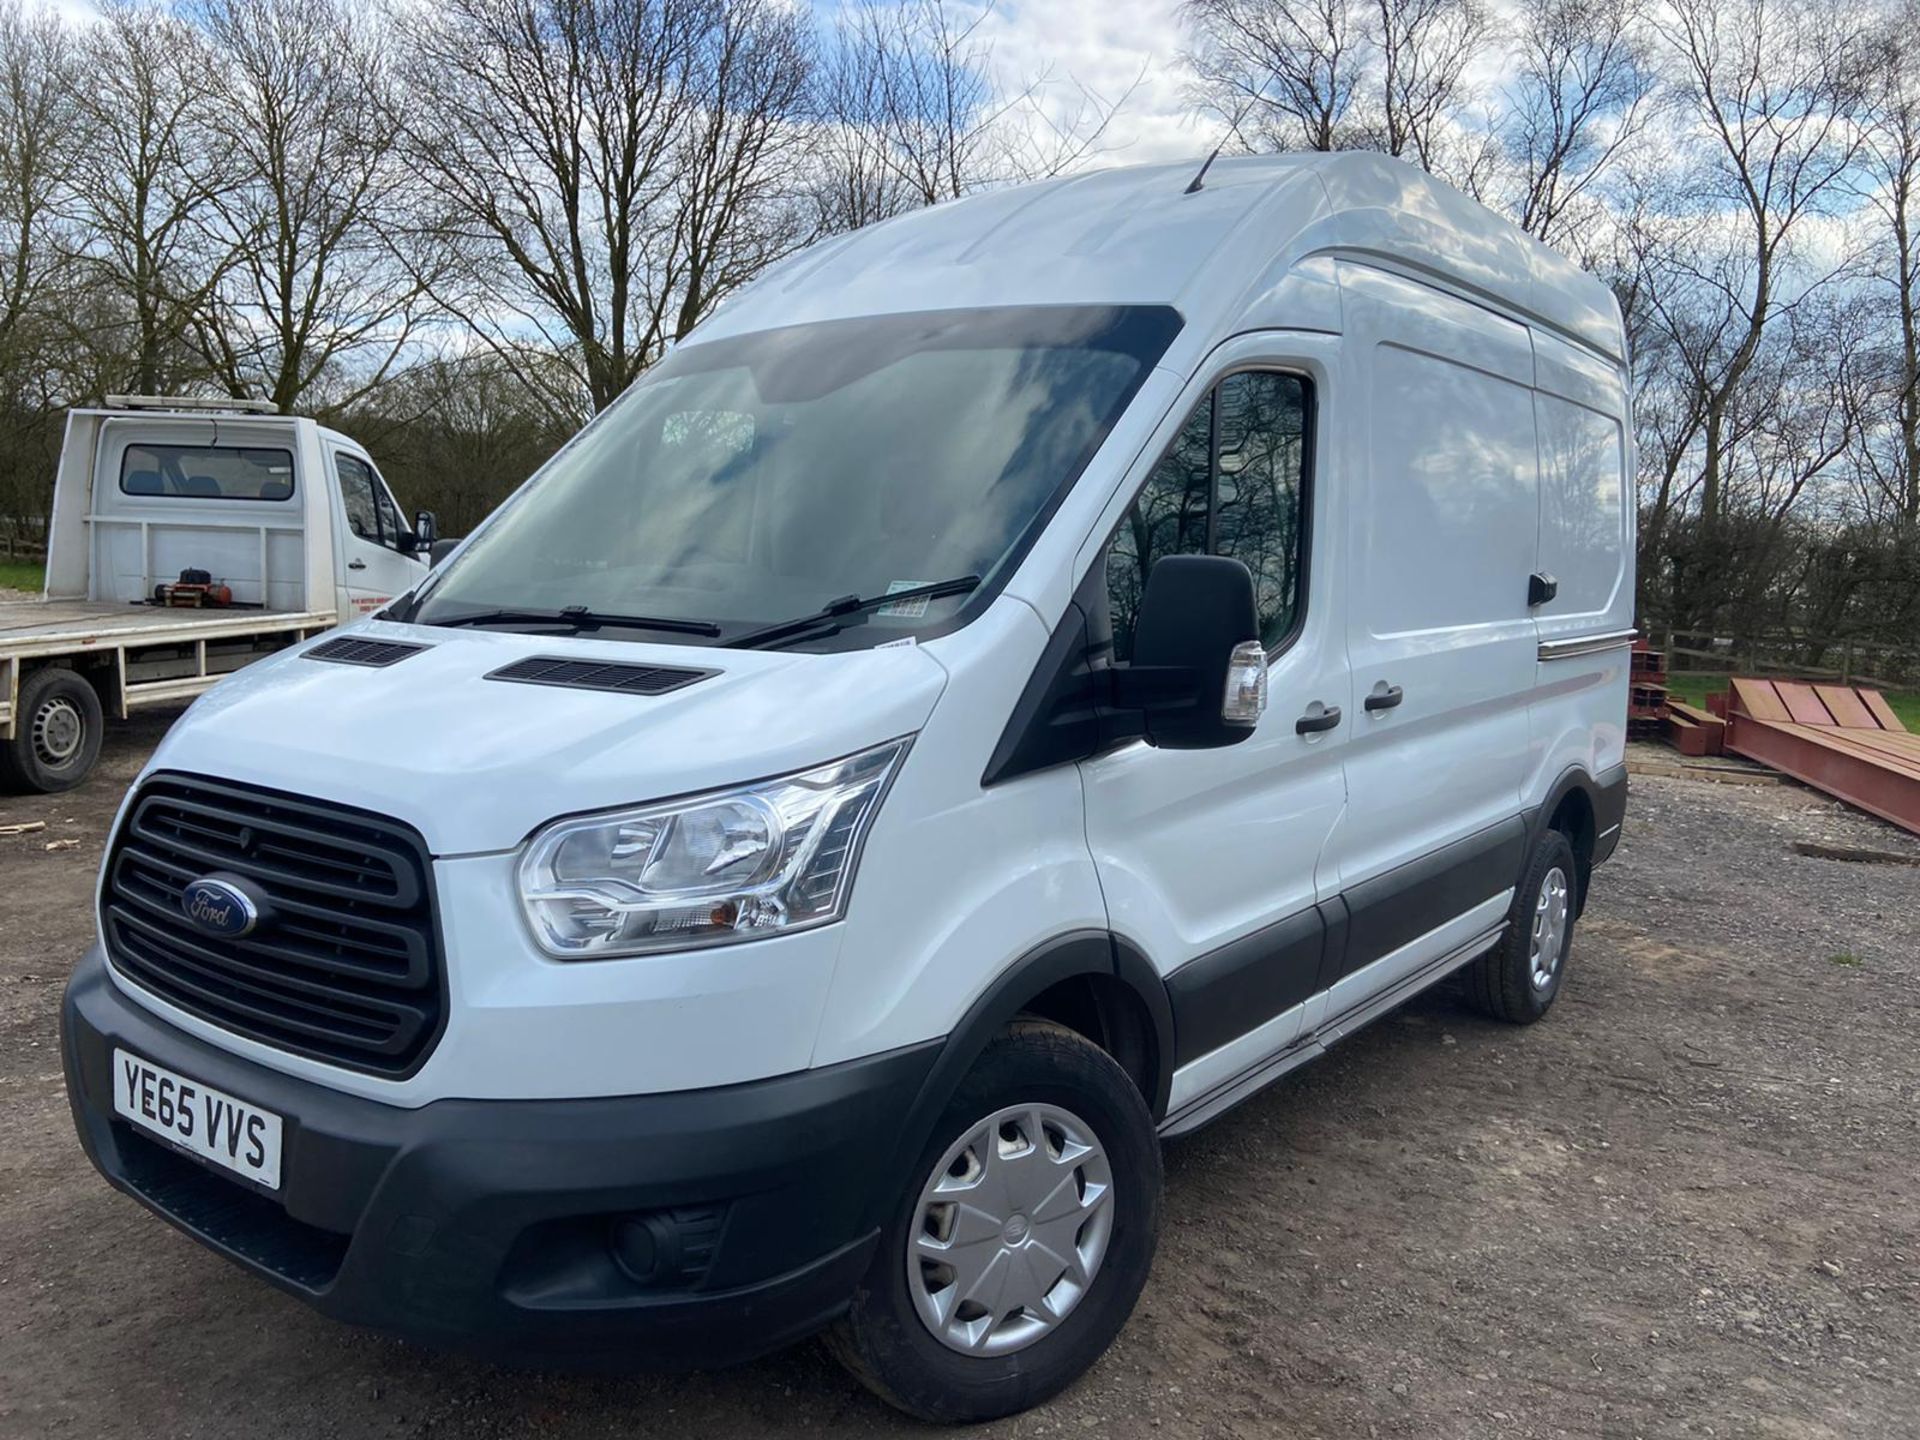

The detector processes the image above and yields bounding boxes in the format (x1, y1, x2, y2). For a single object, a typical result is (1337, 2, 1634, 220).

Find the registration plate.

(112, 1049, 283, 1190)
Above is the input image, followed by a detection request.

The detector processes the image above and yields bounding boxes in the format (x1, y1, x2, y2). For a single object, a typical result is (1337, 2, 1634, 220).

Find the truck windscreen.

(409, 304, 1182, 647)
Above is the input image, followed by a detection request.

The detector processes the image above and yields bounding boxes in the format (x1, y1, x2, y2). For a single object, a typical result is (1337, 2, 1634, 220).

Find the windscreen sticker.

(877, 580, 934, 618)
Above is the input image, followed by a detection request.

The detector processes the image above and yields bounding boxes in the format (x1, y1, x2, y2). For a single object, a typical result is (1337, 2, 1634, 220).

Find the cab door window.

(1105, 370, 1311, 662)
(336, 453, 404, 551)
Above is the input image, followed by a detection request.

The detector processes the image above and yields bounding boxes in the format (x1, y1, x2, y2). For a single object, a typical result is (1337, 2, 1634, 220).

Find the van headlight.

(517, 738, 910, 957)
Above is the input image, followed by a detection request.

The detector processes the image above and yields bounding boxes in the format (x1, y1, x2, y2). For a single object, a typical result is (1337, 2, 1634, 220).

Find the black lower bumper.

(61, 946, 939, 1367)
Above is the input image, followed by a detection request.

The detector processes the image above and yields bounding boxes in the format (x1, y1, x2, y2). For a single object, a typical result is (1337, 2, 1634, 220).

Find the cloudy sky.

(40, 0, 1213, 163)
(915, 0, 1218, 169)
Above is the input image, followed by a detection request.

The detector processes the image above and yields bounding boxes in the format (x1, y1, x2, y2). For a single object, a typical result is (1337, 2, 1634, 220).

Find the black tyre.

(1466, 828, 1578, 1023)
(0, 666, 104, 794)
(827, 1020, 1162, 1422)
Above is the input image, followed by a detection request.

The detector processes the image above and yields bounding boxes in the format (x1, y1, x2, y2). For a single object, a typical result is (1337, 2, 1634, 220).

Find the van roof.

(697, 152, 1623, 366)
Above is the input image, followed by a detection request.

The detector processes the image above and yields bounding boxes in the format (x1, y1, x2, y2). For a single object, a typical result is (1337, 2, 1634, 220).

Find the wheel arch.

(1528, 765, 1602, 912)
(864, 931, 1174, 1233)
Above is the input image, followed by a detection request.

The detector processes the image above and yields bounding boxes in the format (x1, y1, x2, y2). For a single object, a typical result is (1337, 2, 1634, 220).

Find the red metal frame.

(1724, 679, 1920, 835)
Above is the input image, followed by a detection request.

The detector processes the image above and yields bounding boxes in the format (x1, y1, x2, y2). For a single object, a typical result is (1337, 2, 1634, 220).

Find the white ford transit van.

(63, 154, 1632, 1421)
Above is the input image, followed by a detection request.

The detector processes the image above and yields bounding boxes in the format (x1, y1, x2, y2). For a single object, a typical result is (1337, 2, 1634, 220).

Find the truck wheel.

(826, 1020, 1162, 1422)
(1, 666, 104, 794)
(1466, 828, 1578, 1024)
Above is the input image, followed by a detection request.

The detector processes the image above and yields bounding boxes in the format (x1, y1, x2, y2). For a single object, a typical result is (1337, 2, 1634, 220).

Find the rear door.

(1320, 263, 1540, 1009)
(328, 446, 426, 614)
(1078, 335, 1349, 1115)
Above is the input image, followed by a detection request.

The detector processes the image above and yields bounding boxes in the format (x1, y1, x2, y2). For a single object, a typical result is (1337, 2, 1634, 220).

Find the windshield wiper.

(725, 576, 982, 651)
(424, 605, 722, 638)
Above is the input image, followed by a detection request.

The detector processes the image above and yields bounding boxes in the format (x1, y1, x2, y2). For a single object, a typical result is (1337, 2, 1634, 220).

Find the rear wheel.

(1466, 828, 1577, 1023)
(827, 1020, 1161, 1422)
(0, 666, 104, 794)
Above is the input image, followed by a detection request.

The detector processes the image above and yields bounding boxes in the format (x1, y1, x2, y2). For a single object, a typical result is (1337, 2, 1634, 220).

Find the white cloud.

(968, 0, 1215, 169)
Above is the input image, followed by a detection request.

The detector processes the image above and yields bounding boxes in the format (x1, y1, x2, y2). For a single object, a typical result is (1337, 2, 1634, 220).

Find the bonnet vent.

(486, 656, 716, 697)
(304, 636, 429, 668)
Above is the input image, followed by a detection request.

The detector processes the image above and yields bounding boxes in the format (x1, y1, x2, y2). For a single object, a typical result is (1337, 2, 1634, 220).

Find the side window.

(1215, 372, 1309, 649)
(335, 454, 383, 546)
(1105, 371, 1310, 662)
(373, 475, 407, 548)
(1104, 393, 1210, 657)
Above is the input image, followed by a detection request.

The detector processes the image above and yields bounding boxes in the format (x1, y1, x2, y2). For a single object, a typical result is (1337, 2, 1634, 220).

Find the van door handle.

(1364, 685, 1404, 712)
(347, 559, 367, 570)
(1295, 704, 1342, 735)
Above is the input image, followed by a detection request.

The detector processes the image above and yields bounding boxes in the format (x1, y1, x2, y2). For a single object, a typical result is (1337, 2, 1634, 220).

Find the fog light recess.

(608, 1205, 724, 1290)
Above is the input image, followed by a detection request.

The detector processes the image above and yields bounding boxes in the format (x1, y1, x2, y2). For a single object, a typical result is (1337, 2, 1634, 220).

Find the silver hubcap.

(1529, 866, 1570, 991)
(907, 1102, 1114, 1356)
(32, 696, 83, 766)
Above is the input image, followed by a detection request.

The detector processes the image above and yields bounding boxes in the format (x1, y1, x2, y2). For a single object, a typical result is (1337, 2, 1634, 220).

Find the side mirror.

(1116, 554, 1267, 749)
(429, 537, 460, 567)
(414, 510, 439, 549)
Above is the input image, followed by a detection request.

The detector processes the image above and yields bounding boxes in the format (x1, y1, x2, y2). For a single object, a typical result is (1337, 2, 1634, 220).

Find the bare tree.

(68, 2, 237, 394)
(1371, 0, 1489, 171)
(817, 0, 1136, 229)
(396, 0, 814, 418)
(657, 0, 814, 346)
(336, 349, 572, 533)
(1498, 0, 1656, 247)
(0, 0, 78, 370)
(1184, 0, 1487, 183)
(0, 0, 82, 541)
(195, 0, 425, 413)
(1640, 0, 1868, 626)
(1184, 0, 1371, 151)
(1856, 1, 1920, 530)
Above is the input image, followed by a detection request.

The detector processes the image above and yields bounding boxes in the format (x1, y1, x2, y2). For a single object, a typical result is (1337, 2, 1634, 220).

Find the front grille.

(486, 655, 714, 696)
(102, 774, 443, 1077)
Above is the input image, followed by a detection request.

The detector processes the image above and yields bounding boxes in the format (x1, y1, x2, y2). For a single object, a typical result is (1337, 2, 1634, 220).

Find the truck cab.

(1, 397, 430, 791)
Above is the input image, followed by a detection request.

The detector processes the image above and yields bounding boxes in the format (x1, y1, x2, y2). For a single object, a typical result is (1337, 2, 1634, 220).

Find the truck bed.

(2, 598, 336, 735)
(0, 598, 330, 648)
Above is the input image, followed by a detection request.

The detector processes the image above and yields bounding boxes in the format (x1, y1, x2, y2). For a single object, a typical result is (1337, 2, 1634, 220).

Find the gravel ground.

(2, 723, 1918, 1439)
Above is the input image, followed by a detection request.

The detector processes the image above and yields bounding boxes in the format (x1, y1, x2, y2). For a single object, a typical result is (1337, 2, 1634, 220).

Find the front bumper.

(62, 946, 939, 1367)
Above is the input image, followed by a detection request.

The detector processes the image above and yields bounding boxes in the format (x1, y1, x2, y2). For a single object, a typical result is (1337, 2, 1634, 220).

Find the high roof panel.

(693, 154, 1622, 365)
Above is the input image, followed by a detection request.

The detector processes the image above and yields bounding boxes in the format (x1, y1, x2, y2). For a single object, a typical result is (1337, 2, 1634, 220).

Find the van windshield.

(408, 305, 1181, 648)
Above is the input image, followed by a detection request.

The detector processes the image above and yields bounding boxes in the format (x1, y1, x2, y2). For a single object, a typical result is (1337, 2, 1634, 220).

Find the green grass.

(1829, 952, 1863, 968)
(0, 560, 43, 593)
(1666, 670, 1920, 733)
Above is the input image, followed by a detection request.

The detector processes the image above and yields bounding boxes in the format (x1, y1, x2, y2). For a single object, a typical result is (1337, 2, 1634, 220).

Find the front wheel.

(0, 666, 103, 794)
(827, 1020, 1162, 1422)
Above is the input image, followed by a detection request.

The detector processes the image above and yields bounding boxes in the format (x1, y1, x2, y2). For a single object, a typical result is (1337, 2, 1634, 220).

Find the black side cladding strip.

(1592, 763, 1628, 864)
(1325, 815, 1528, 988)
(1166, 906, 1326, 1068)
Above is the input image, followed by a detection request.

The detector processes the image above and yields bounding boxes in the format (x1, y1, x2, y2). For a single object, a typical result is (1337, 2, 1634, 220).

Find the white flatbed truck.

(0, 396, 435, 792)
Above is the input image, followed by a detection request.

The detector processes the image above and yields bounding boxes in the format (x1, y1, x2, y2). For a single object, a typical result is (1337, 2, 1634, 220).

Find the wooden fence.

(1652, 628, 1920, 691)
